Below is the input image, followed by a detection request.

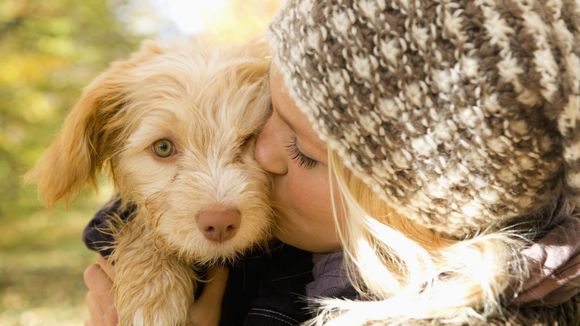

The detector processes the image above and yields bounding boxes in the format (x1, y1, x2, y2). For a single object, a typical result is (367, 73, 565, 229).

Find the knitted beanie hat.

(268, 0, 580, 238)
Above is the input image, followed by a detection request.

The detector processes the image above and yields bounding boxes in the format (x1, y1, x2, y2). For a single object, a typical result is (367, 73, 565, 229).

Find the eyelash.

(285, 137, 318, 169)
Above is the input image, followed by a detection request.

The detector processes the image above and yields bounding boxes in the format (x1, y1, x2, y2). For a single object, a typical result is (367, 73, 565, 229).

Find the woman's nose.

(254, 117, 287, 175)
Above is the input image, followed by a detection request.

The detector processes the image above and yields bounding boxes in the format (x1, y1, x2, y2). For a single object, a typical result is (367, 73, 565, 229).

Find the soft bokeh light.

(154, 0, 229, 35)
(112, 0, 280, 43)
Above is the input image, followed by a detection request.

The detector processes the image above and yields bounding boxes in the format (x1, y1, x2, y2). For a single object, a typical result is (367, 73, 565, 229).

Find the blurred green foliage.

(0, 0, 141, 216)
(0, 0, 142, 324)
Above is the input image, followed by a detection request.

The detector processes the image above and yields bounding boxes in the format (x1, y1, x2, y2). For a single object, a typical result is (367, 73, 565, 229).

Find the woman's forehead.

(270, 66, 327, 157)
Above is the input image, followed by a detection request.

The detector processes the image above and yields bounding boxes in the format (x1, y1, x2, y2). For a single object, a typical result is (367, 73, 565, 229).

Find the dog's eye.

(151, 139, 175, 158)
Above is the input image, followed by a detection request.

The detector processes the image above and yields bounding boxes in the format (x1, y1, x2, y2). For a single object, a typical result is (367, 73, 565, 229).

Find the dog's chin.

(194, 240, 253, 263)
(159, 221, 270, 263)
(168, 233, 262, 264)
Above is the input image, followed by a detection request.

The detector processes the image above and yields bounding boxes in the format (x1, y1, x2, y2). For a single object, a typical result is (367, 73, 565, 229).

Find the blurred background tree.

(0, 0, 279, 324)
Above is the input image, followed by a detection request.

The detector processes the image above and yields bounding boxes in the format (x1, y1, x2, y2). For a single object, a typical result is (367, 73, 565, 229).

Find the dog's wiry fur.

(27, 39, 272, 325)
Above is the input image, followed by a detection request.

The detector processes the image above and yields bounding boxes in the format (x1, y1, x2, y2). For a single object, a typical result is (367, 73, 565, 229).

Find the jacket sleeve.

(82, 196, 131, 257)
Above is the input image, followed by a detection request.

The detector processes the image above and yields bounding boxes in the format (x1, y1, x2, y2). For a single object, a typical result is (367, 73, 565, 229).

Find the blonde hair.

(309, 151, 529, 325)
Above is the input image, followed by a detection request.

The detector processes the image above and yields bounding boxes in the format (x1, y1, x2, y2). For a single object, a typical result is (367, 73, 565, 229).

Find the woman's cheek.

(288, 164, 333, 224)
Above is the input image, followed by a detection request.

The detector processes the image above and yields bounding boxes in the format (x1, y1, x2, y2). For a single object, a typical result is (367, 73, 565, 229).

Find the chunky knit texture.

(268, 0, 580, 238)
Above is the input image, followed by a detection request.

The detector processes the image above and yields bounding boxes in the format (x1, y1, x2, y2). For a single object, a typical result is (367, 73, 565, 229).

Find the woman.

(85, 1, 580, 325)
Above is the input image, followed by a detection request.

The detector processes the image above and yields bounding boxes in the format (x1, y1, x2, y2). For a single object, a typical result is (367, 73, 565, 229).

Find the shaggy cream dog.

(27, 39, 272, 325)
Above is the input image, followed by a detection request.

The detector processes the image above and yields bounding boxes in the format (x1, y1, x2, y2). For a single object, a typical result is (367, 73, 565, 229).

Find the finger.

(96, 254, 116, 279)
(519, 216, 580, 292)
(518, 282, 579, 307)
(83, 263, 116, 312)
(89, 294, 117, 326)
(104, 304, 119, 326)
(515, 255, 580, 303)
(86, 290, 105, 326)
(87, 289, 118, 326)
(198, 266, 229, 303)
(190, 266, 229, 326)
(542, 276, 580, 304)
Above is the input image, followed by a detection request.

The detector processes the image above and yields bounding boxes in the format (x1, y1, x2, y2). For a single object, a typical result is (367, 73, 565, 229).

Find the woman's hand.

(189, 266, 229, 326)
(83, 254, 229, 326)
(514, 215, 580, 306)
(83, 254, 117, 326)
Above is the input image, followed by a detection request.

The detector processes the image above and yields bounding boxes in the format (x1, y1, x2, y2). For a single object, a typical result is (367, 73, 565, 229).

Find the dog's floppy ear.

(25, 41, 164, 207)
(25, 69, 127, 207)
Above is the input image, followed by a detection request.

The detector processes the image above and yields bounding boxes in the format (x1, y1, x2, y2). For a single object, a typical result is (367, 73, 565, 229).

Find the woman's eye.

(151, 139, 175, 158)
(285, 137, 318, 169)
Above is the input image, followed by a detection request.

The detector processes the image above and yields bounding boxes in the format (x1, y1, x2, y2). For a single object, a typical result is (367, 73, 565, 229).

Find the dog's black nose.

(197, 208, 241, 242)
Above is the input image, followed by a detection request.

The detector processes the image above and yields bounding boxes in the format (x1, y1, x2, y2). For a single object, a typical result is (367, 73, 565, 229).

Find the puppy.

(26, 39, 273, 325)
